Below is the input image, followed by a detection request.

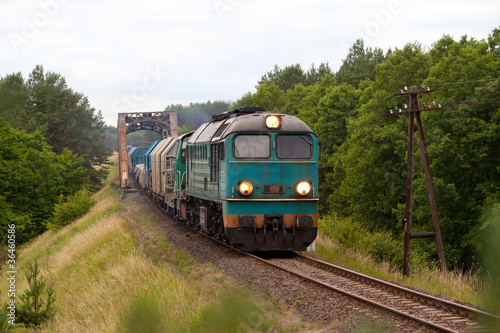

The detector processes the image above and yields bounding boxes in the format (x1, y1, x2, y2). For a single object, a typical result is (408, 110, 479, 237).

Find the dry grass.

(311, 234, 488, 307)
(0, 192, 225, 332)
(1, 161, 316, 333)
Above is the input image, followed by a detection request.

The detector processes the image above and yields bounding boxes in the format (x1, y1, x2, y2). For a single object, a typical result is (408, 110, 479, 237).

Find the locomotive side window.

(276, 135, 312, 159)
(234, 135, 270, 159)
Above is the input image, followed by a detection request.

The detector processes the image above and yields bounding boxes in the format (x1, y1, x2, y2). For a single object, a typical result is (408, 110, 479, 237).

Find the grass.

(0, 157, 319, 332)
(309, 231, 489, 308)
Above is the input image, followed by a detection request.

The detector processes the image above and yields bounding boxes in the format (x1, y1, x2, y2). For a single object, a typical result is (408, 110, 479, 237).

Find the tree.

(232, 27, 500, 271)
(258, 64, 306, 92)
(232, 92, 254, 110)
(0, 65, 112, 189)
(17, 260, 56, 328)
(417, 35, 500, 266)
(258, 63, 333, 92)
(305, 62, 334, 86)
(330, 43, 432, 232)
(251, 82, 286, 112)
(0, 118, 88, 242)
(336, 39, 386, 88)
(487, 26, 500, 56)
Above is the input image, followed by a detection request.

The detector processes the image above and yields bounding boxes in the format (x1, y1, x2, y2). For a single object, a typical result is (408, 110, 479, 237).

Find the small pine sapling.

(16, 260, 56, 328)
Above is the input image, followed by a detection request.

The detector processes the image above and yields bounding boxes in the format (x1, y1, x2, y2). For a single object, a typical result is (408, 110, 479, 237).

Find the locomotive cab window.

(234, 135, 270, 159)
(277, 135, 312, 159)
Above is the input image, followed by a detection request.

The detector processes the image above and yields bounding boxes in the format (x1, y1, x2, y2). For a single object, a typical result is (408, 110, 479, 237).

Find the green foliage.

(252, 82, 286, 112)
(336, 39, 386, 88)
(479, 202, 500, 329)
(0, 65, 111, 189)
(103, 125, 162, 152)
(17, 259, 56, 328)
(0, 118, 90, 243)
(330, 43, 432, 230)
(120, 293, 163, 333)
(327, 37, 499, 268)
(258, 64, 306, 92)
(235, 26, 500, 271)
(258, 62, 333, 92)
(320, 216, 405, 267)
(190, 291, 270, 333)
(0, 304, 11, 333)
(232, 91, 254, 109)
(51, 189, 96, 228)
(56, 149, 89, 197)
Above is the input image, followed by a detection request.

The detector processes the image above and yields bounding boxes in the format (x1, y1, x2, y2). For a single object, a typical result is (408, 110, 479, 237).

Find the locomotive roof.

(188, 108, 313, 144)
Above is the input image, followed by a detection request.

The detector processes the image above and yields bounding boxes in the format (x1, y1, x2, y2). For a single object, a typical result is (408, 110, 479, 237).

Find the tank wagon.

(134, 107, 319, 251)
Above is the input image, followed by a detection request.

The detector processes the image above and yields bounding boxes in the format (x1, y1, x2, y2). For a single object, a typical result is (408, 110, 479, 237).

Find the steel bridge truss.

(118, 111, 178, 188)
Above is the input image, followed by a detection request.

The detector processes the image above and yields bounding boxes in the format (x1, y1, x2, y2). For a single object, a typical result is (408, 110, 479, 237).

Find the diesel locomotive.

(134, 107, 319, 251)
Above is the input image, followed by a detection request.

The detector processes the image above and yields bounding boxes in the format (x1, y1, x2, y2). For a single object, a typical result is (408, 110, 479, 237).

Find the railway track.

(259, 253, 499, 332)
(202, 232, 499, 332)
(135, 181, 498, 332)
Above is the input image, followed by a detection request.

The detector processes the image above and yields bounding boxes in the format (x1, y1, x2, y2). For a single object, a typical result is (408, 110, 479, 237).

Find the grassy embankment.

(311, 215, 490, 309)
(0, 161, 315, 333)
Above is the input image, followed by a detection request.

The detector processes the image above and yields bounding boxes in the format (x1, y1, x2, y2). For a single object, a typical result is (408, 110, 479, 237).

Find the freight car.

(133, 107, 319, 251)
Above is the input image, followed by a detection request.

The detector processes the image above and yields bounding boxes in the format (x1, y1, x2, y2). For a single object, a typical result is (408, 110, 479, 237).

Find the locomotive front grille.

(263, 185, 285, 194)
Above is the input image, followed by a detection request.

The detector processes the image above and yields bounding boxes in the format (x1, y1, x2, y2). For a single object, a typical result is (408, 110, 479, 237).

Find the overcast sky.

(1, 0, 499, 125)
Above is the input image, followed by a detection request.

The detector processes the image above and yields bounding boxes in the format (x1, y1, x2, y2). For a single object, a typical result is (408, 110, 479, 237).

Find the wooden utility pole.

(393, 86, 446, 276)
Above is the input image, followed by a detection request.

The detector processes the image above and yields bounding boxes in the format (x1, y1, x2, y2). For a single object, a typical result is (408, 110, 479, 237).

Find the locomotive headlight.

(265, 115, 281, 129)
(238, 181, 254, 196)
(295, 181, 311, 196)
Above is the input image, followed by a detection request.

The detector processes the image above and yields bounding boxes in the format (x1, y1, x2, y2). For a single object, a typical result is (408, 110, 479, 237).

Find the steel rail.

(295, 254, 499, 322)
(142, 186, 498, 332)
(243, 251, 459, 333)
(196, 231, 498, 333)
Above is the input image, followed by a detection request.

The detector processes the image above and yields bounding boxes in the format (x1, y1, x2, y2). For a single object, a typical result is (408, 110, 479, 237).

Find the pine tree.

(16, 260, 56, 328)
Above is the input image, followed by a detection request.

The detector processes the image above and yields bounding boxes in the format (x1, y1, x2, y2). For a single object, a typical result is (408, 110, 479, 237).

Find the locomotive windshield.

(277, 135, 312, 159)
(234, 135, 270, 158)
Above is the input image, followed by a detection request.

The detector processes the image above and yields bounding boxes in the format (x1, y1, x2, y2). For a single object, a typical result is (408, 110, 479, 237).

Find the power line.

(440, 98, 500, 106)
(377, 79, 499, 109)
(387, 79, 500, 110)
(425, 78, 500, 88)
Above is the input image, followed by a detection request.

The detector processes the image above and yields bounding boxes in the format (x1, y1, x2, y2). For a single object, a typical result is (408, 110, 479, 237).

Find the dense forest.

(232, 31, 500, 270)
(0, 65, 112, 243)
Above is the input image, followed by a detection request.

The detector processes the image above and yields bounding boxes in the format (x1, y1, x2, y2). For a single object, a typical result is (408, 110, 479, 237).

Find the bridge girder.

(118, 111, 178, 188)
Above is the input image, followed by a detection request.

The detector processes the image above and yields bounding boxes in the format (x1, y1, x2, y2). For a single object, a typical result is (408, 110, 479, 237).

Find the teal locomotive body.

(136, 107, 318, 251)
(185, 107, 318, 251)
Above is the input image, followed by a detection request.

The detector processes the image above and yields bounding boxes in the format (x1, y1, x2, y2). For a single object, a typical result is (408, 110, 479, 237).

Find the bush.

(51, 190, 96, 228)
(320, 215, 404, 267)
